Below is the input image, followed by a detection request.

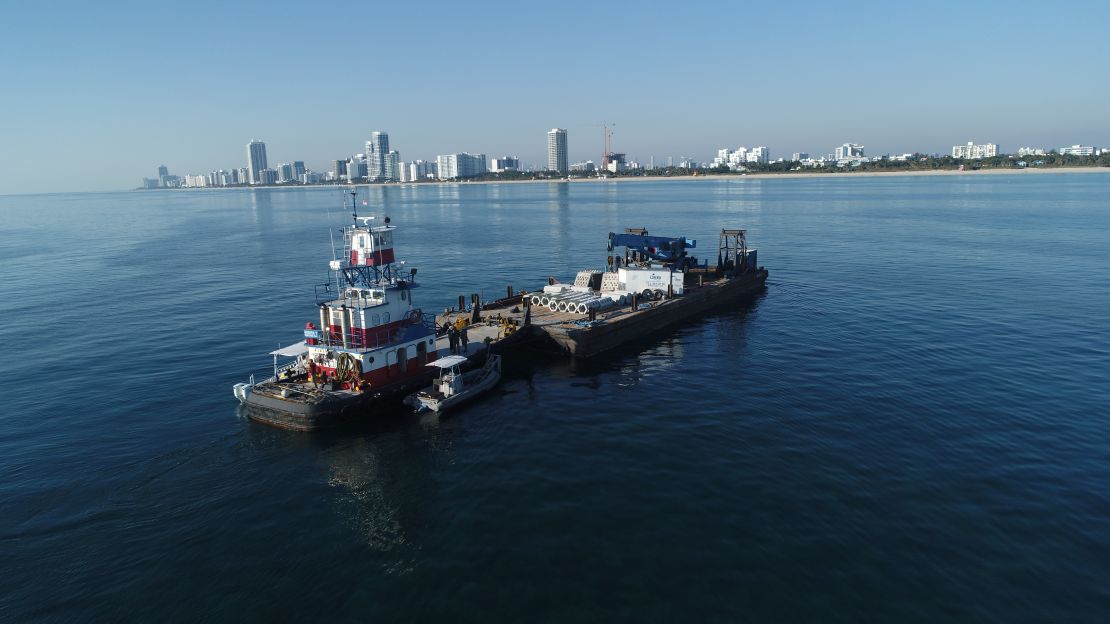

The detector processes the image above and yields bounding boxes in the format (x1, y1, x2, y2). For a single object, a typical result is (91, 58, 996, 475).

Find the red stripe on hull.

(311, 354, 431, 391)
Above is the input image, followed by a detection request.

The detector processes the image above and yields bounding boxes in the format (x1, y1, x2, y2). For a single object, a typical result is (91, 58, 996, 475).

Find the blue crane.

(607, 228, 696, 264)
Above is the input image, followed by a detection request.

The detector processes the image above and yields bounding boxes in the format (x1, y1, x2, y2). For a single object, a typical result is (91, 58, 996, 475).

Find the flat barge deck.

(438, 267, 767, 359)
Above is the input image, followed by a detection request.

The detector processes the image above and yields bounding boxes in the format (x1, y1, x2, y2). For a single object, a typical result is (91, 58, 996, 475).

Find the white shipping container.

(618, 267, 684, 296)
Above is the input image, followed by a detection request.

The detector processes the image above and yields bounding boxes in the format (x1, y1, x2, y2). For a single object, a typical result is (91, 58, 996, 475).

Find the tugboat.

(232, 191, 439, 431)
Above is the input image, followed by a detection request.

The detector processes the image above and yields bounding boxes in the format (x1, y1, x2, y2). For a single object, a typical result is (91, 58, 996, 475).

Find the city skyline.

(2, 2, 1109, 194)
(146, 129, 1106, 189)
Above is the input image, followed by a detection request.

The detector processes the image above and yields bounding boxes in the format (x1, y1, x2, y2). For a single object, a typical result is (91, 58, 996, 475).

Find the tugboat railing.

(310, 318, 435, 351)
(419, 312, 437, 331)
(314, 282, 335, 304)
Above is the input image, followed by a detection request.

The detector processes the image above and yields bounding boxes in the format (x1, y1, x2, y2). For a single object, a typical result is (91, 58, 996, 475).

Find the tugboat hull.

(240, 374, 434, 431)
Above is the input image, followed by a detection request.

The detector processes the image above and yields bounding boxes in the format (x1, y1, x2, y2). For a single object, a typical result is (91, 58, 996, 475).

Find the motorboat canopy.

(426, 355, 468, 369)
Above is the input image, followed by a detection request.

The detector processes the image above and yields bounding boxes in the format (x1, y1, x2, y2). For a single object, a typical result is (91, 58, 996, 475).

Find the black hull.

(240, 372, 433, 432)
(539, 270, 768, 358)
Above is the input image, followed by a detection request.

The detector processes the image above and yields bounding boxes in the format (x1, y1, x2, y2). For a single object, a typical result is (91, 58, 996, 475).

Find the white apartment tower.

(547, 128, 568, 173)
(436, 153, 487, 179)
(835, 143, 865, 160)
(246, 140, 268, 185)
(365, 131, 390, 181)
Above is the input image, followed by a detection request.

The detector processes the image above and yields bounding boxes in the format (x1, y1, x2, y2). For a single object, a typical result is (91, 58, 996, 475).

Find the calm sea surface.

(1, 174, 1108, 622)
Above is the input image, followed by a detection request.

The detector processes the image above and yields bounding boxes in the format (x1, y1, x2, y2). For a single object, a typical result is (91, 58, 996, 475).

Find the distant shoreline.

(428, 166, 1110, 186)
(135, 165, 1110, 193)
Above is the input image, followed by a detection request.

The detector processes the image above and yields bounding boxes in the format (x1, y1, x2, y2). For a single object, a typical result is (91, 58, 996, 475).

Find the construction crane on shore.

(601, 123, 615, 173)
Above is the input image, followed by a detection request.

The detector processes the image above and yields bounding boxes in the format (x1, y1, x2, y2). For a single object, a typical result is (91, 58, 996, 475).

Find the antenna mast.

(601, 123, 615, 174)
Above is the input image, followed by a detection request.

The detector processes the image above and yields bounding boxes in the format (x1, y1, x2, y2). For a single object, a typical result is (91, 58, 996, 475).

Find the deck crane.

(607, 227, 697, 268)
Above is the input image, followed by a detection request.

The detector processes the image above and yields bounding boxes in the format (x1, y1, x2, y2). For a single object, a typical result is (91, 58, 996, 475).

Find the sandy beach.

(425, 166, 1110, 188)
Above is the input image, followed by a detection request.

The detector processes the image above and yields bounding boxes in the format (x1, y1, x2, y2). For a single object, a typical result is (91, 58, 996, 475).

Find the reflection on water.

(325, 437, 414, 572)
(246, 188, 275, 237)
(317, 414, 467, 573)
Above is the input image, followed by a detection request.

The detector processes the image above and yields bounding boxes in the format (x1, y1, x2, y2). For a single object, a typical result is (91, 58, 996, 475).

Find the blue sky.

(2, 0, 1108, 193)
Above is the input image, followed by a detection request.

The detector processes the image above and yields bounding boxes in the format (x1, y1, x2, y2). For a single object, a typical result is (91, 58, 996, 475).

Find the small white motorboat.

(403, 354, 502, 413)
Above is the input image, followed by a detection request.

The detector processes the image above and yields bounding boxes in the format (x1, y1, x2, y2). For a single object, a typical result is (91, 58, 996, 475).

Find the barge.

(439, 228, 767, 359)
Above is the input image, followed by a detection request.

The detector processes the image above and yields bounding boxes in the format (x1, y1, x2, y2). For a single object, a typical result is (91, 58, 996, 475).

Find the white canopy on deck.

(270, 341, 309, 357)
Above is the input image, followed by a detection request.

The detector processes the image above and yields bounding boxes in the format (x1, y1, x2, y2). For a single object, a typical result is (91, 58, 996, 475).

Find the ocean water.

(1, 173, 1108, 622)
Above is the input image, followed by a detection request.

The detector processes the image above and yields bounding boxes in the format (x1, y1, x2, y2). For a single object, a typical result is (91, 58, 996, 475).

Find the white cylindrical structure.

(339, 305, 350, 349)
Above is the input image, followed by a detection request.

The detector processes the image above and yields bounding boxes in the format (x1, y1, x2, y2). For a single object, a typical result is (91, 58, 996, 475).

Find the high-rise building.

(246, 140, 268, 184)
(257, 168, 278, 185)
(835, 143, 865, 160)
(436, 153, 487, 179)
(332, 159, 348, 178)
(365, 131, 390, 181)
(748, 146, 770, 164)
(404, 160, 436, 181)
(952, 142, 998, 159)
(792, 152, 809, 162)
(292, 161, 305, 179)
(347, 156, 367, 181)
(547, 128, 568, 173)
(490, 156, 520, 173)
(277, 163, 294, 182)
(384, 150, 401, 182)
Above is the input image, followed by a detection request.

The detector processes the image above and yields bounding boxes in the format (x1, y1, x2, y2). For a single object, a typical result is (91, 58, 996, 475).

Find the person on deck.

(460, 325, 469, 353)
(448, 326, 459, 354)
